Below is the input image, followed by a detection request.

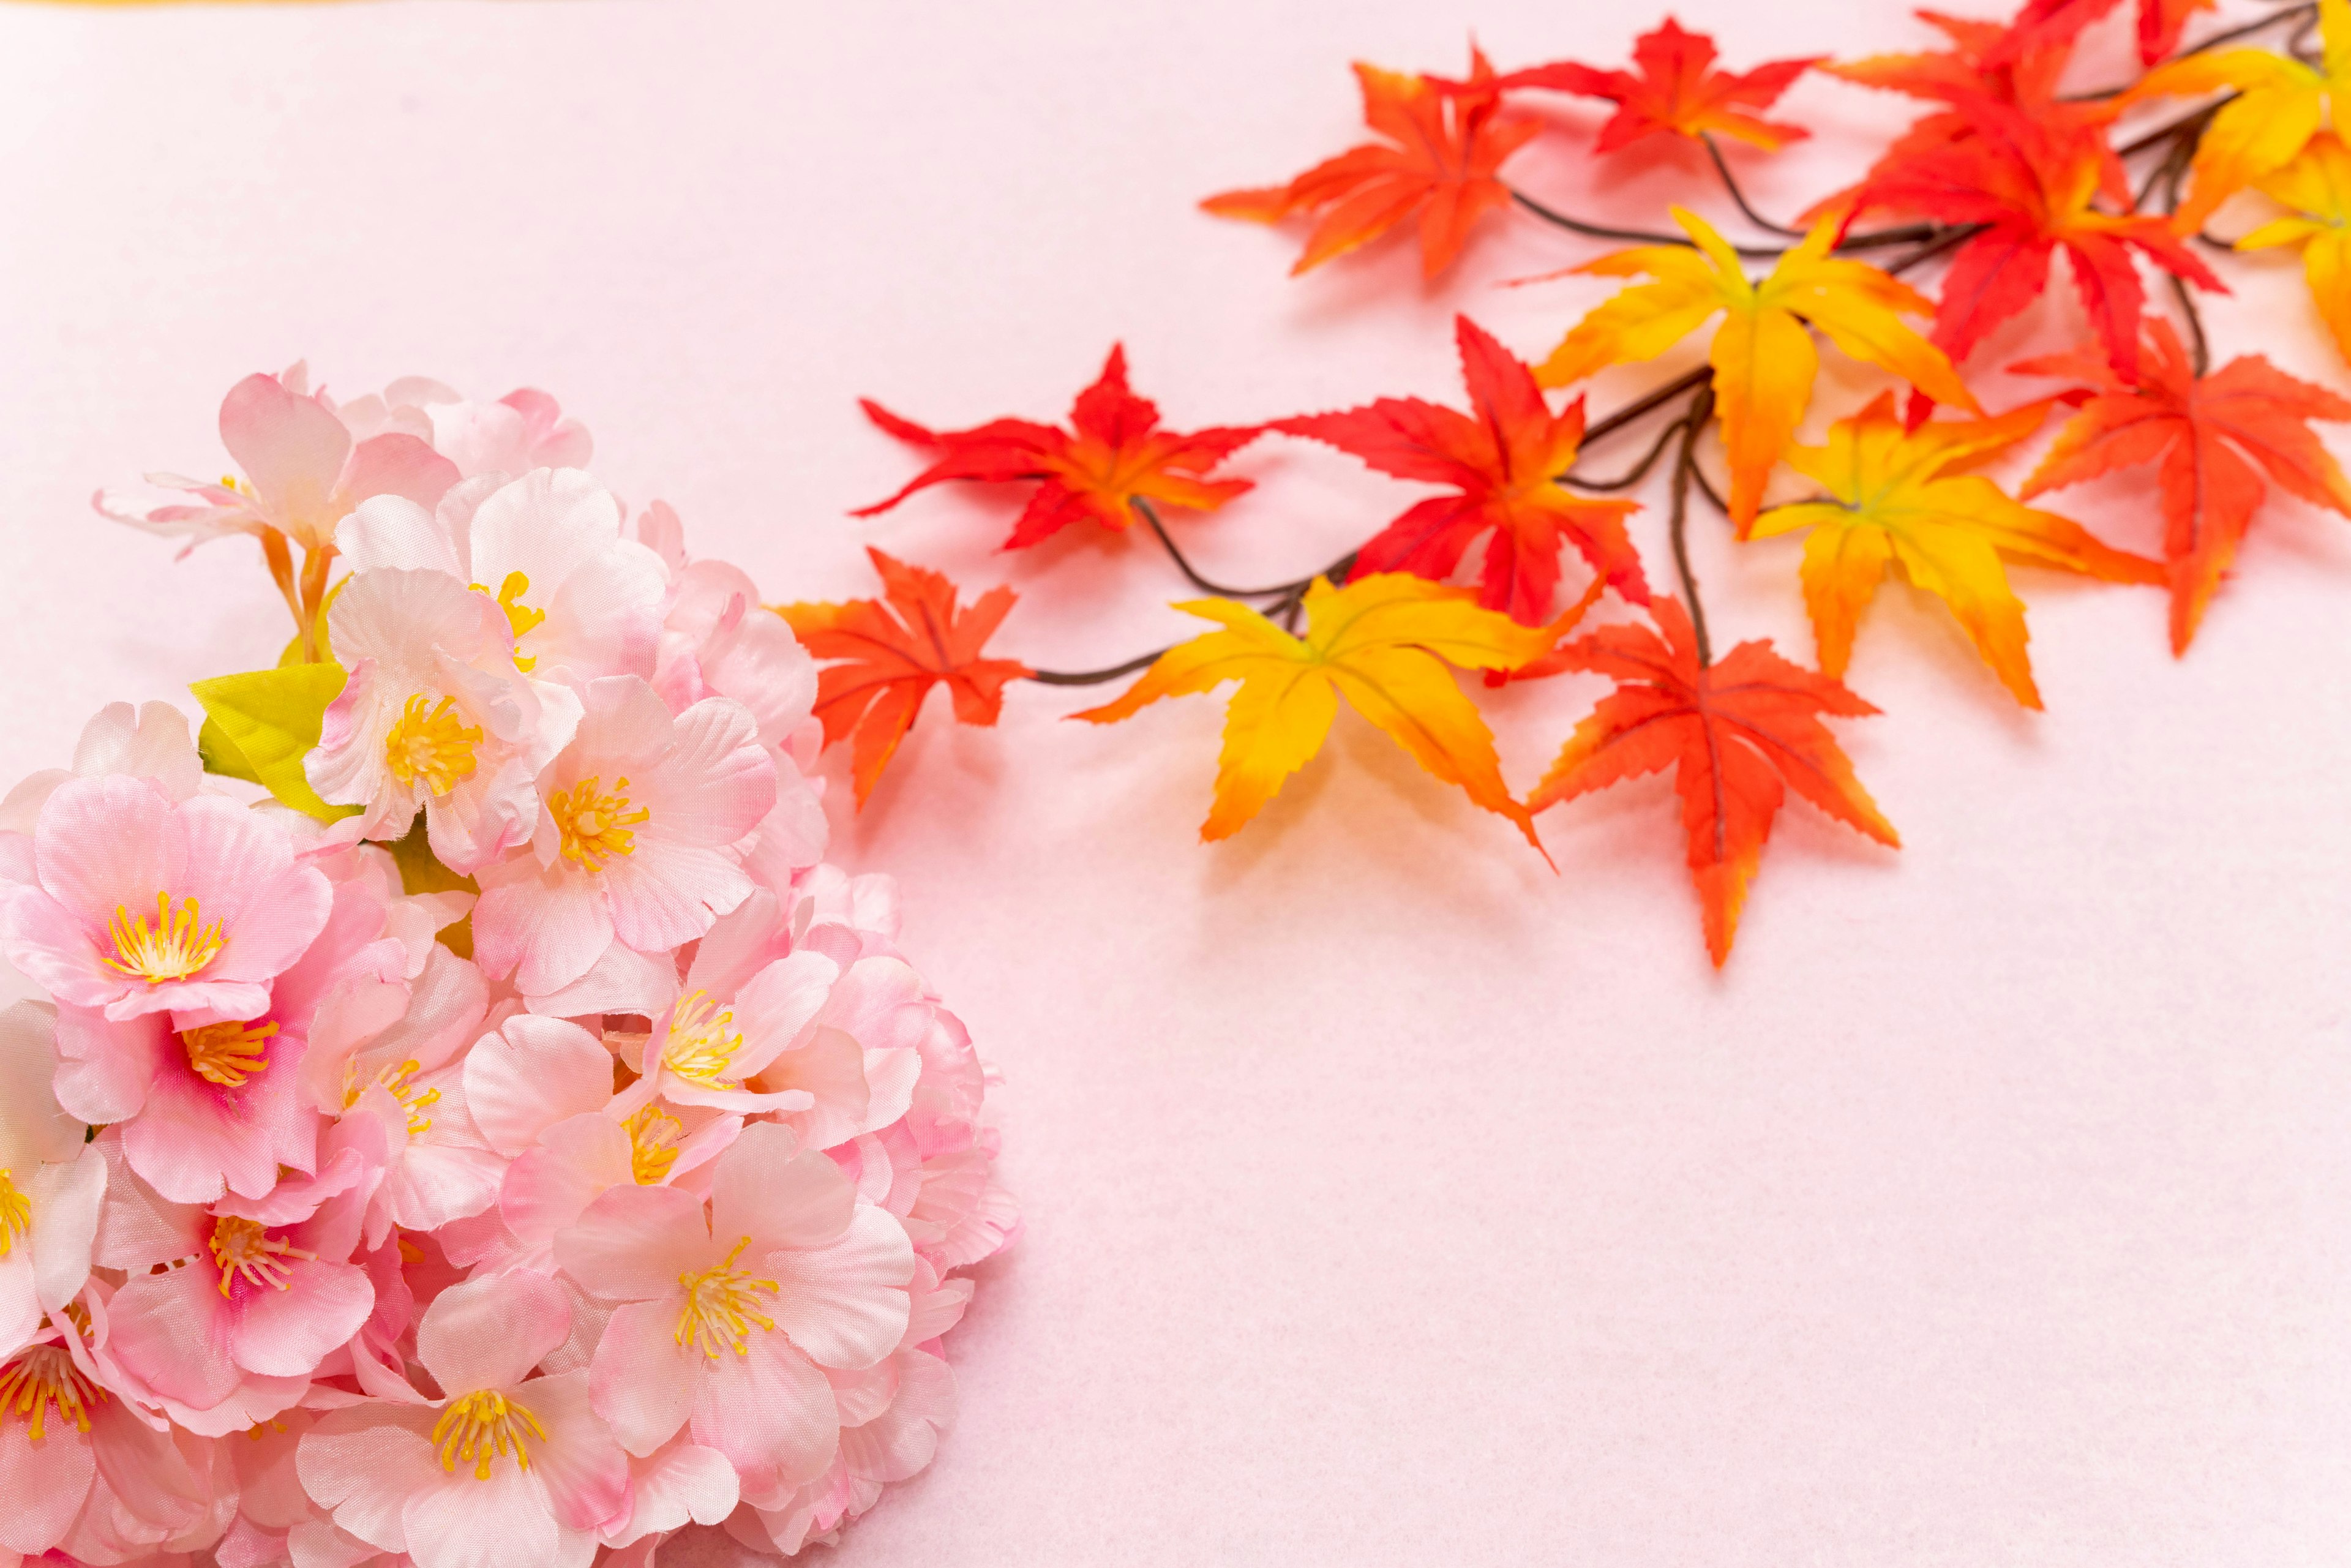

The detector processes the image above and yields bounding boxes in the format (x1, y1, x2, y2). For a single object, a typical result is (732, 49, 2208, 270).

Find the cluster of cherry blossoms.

(0, 367, 1015, 1568)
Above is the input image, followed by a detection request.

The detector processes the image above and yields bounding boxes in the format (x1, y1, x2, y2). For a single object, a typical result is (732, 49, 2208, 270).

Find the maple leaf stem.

(1027, 648, 1175, 687)
(1580, 366, 1717, 449)
(2115, 99, 2229, 161)
(1565, 411, 1692, 491)
(1699, 133, 1808, 240)
(1668, 391, 1719, 669)
(1884, 222, 1988, 279)
(2168, 271, 2213, 378)
(1510, 187, 1786, 259)
(1130, 497, 1298, 600)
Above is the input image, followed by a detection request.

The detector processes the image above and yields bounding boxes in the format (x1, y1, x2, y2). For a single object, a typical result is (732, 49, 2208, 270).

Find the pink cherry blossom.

(337, 380, 593, 481)
(339, 468, 668, 688)
(0, 777, 332, 1025)
(598, 1436, 740, 1549)
(297, 1273, 629, 1568)
(94, 368, 458, 556)
(96, 1145, 375, 1436)
(555, 1122, 913, 1506)
(472, 678, 774, 998)
(0, 1005, 106, 1362)
(0, 702, 206, 855)
(306, 569, 581, 875)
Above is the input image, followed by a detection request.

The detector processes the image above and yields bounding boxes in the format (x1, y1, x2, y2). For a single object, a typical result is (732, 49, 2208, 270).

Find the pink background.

(4, 1, 2350, 1561)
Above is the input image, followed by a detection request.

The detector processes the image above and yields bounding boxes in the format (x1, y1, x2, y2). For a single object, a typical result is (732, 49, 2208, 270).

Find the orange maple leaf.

(1202, 47, 1539, 279)
(774, 549, 1031, 805)
(1527, 598, 1898, 967)
(1990, 0, 2218, 69)
(852, 346, 1261, 549)
(1485, 17, 1820, 153)
(2015, 317, 2351, 653)
(1271, 315, 1647, 627)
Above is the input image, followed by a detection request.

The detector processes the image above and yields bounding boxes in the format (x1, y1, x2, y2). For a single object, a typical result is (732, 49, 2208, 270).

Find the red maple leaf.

(1989, 0, 2217, 68)
(1527, 599, 1898, 966)
(853, 345, 1261, 549)
(1845, 98, 2221, 379)
(1272, 315, 1648, 629)
(1202, 47, 1540, 278)
(1485, 18, 1821, 153)
(774, 549, 1031, 805)
(2015, 316, 2351, 652)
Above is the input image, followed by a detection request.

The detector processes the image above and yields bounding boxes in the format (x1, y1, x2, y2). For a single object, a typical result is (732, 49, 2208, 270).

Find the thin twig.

(1027, 648, 1170, 686)
(2116, 99, 2229, 160)
(1668, 392, 1717, 667)
(1885, 222, 1986, 278)
(1580, 366, 1716, 448)
(1511, 188, 1785, 259)
(1700, 133, 1807, 239)
(1564, 413, 1689, 491)
(1130, 497, 1292, 599)
(1686, 452, 1731, 518)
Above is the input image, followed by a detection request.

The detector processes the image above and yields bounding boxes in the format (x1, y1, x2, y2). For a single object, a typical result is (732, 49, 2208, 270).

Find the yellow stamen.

(340, 1057, 441, 1136)
(0, 1171, 28, 1258)
(431, 1389, 548, 1480)
(470, 571, 546, 670)
(181, 1019, 277, 1089)
(208, 1215, 317, 1297)
(103, 891, 225, 983)
(623, 1105, 686, 1185)
(674, 1236, 781, 1359)
(384, 694, 482, 798)
(0, 1347, 103, 1441)
(244, 1418, 289, 1441)
(550, 775, 648, 871)
(661, 991, 744, 1089)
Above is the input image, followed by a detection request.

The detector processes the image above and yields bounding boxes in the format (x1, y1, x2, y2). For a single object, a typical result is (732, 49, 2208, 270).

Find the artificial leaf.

(1534, 206, 1979, 527)
(1271, 315, 1648, 628)
(2121, 0, 2349, 230)
(1480, 17, 1821, 152)
(853, 345, 1261, 549)
(1750, 393, 2162, 707)
(775, 549, 1031, 805)
(189, 662, 354, 822)
(1071, 573, 1561, 846)
(1526, 598, 1897, 966)
(1844, 97, 2221, 379)
(2015, 317, 2351, 651)
(1202, 47, 1539, 278)
(1989, 0, 2218, 68)
(2237, 132, 2351, 364)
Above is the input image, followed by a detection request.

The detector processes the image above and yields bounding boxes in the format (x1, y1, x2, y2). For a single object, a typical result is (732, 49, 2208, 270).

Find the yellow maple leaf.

(2123, 0, 2350, 231)
(1748, 394, 2162, 708)
(1534, 206, 1978, 529)
(1071, 573, 1562, 846)
(2237, 131, 2351, 364)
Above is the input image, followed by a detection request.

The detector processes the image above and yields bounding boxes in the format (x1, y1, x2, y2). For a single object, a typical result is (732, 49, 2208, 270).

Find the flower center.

(675, 1235, 780, 1359)
(0, 1171, 28, 1258)
(341, 1057, 441, 1136)
(181, 1019, 277, 1088)
(0, 1346, 103, 1441)
(432, 1389, 547, 1480)
(470, 571, 547, 671)
(550, 775, 649, 871)
(103, 890, 225, 983)
(208, 1215, 317, 1297)
(661, 991, 744, 1088)
(384, 694, 482, 798)
(623, 1104, 685, 1185)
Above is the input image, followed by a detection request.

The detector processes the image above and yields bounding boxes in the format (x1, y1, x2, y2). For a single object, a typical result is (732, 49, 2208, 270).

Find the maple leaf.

(1750, 393, 2162, 707)
(1270, 315, 1648, 629)
(774, 548, 1031, 805)
(2014, 317, 2351, 651)
(1479, 17, 1821, 153)
(1534, 206, 1979, 528)
(1071, 573, 1562, 846)
(2121, 0, 2351, 231)
(1526, 598, 1898, 966)
(1845, 97, 2222, 379)
(2237, 132, 2351, 364)
(852, 345, 1261, 550)
(1201, 47, 1540, 278)
(1989, 0, 2218, 69)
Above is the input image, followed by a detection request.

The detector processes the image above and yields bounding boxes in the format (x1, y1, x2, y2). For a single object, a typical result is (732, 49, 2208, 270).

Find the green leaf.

(189, 663, 358, 822)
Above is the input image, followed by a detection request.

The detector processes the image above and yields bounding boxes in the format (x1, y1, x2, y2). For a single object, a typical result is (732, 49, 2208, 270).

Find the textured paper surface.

(2, 1, 2348, 1561)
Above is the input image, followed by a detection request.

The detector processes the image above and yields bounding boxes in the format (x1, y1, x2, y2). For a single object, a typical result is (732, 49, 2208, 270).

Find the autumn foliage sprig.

(787, 0, 2351, 967)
